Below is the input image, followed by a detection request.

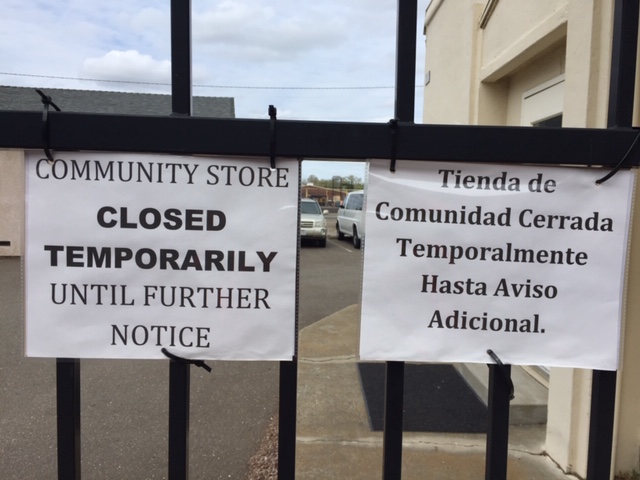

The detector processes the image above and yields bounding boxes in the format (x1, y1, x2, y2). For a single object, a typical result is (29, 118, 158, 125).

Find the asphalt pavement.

(0, 221, 363, 480)
(0, 217, 574, 479)
(0, 256, 281, 479)
(298, 212, 363, 329)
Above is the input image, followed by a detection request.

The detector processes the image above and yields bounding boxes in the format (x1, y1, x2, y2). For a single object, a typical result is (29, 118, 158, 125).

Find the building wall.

(615, 171, 640, 474)
(480, 0, 568, 82)
(423, 0, 485, 124)
(617, 34, 640, 473)
(0, 151, 24, 256)
(424, 0, 638, 477)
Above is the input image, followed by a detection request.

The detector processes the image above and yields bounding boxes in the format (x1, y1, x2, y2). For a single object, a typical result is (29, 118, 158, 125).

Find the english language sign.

(25, 152, 299, 360)
(359, 160, 635, 370)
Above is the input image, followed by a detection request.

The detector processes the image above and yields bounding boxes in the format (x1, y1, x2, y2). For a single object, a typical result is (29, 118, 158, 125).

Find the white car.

(336, 190, 364, 249)
(300, 198, 328, 247)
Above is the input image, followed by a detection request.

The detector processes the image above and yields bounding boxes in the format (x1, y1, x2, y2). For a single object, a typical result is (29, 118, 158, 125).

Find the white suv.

(336, 190, 364, 249)
(300, 198, 328, 247)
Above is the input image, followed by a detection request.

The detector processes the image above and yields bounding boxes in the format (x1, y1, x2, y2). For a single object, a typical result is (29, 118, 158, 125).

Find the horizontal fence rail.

(1, 110, 640, 167)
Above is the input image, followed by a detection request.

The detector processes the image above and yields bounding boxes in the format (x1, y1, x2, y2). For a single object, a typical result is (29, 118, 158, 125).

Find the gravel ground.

(247, 416, 279, 480)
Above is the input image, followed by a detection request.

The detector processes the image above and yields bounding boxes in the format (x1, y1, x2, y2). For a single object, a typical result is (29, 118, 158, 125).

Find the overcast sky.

(1, 0, 431, 181)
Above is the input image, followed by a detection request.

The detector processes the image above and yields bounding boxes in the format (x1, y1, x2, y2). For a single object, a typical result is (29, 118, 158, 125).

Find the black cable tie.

(35, 89, 61, 164)
(595, 129, 640, 185)
(269, 105, 277, 170)
(486, 349, 515, 401)
(389, 118, 398, 173)
(161, 348, 212, 372)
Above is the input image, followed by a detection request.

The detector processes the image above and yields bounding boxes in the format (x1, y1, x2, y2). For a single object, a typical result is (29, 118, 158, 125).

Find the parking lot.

(299, 210, 363, 329)
(0, 210, 363, 479)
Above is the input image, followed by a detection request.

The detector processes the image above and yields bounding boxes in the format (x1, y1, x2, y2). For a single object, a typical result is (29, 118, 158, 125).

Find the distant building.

(0, 86, 235, 256)
(301, 184, 348, 206)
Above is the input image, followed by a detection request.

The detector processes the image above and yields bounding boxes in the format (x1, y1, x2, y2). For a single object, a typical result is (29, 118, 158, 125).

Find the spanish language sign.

(25, 152, 299, 360)
(360, 160, 635, 370)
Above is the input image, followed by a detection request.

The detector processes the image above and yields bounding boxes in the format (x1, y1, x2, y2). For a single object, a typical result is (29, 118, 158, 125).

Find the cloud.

(193, 1, 347, 61)
(116, 7, 171, 55)
(127, 7, 168, 32)
(1, 0, 431, 122)
(81, 50, 171, 84)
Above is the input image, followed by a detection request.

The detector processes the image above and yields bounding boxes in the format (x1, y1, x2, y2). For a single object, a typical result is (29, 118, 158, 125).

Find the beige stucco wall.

(616, 177, 640, 475)
(423, 0, 485, 124)
(480, 0, 568, 70)
(0, 150, 24, 256)
(613, 18, 640, 474)
(424, 0, 640, 477)
(563, 0, 612, 129)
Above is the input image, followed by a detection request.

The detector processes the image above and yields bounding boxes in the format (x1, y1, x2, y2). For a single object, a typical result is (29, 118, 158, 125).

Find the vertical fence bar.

(57, 358, 81, 480)
(382, 2, 417, 478)
(168, 361, 191, 480)
(484, 363, 511, 480)
(168, 1, 192, 479)
(587, 371, 617, 480)
(171, 0, 192, 116)
(277, 160, 301, 480)
(605, 0, 638, 130)
(382, 361, 405, 479)
(394, 0, 418, 123)
(278, 358, 298, 480)
(587, 1, 638, 479)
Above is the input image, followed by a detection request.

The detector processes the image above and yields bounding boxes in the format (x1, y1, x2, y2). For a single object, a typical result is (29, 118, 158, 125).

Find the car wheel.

(336, 222, 345, 240)
(319, 238, 327, 248)
(353, 226, 361, 249)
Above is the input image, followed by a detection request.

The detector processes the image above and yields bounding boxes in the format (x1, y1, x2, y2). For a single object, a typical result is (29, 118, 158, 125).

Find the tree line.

(301, 174, 364, 190)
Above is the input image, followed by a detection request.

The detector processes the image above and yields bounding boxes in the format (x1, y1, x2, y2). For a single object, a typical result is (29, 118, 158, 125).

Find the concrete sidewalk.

(295, 304, 574, 480)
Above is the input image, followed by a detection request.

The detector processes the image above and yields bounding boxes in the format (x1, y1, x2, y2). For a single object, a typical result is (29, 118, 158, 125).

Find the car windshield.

(301, 201, 321, 214)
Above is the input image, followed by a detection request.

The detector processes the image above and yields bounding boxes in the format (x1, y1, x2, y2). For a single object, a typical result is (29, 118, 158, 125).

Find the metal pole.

(382, 2, 417, 478)
(168, 361, 191, 480)
(484, 363, 511, 480)
(587, 370, 618, 480)
(382, 361, 405, 479)
(394, 0, 418, 122)
(168, 1, 192, 479)
(278, 358, 298, 480)
(588, 2, 638, 478)
(57, 358, 81, 480)
(279, 156, 300, 479)
(606, 0, 638, 130)
(171, 0, 192, 116)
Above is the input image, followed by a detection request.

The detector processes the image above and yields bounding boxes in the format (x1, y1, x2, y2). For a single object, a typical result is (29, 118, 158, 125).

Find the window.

(346, 192, 363, 211)
(301, 200, 321, 214)
(521, 75, 565, 127)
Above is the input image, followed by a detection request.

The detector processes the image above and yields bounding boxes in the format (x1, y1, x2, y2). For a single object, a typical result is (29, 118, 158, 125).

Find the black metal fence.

(1, 1, 639, 479)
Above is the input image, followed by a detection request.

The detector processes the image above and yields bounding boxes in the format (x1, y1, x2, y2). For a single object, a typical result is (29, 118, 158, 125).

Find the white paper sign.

(360, 160, 635, 370)
(25, 152, 299, 360)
